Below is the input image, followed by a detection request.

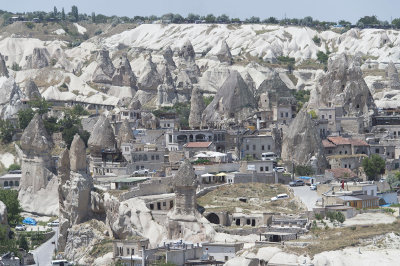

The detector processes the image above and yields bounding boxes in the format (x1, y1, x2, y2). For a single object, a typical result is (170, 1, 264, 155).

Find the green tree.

(0, 190, 23, 226)
(338, 20, 351, 26)
(336, 211, 345, 224)
(246, 16, 260, 23)
(61, 8, 65, 20)
(71, 5, 79, 22)
(386, 172, 400, 190)
(362, 154, 386, 181)
(91, 12, 96, 23)
(217, 14, 230, 23)
(18, 235, 29, 251)
(29, 97, 52, 115)
(392, 18, 400, 29)
(53, 6, 58, 17)
(0, 119, 15, 143)
(317, 51, 329, 64)
(295, 165, 314, 176)
(186, 13, 200, 22)
(263, 17, 279, 24)
(312, 35, 321, 45)
(7, 164, 20, 172)
(358, 15, 380, 26)
(17, 108, 35, 129)
(71, 105, 89, 116)
(308, 110, 318, 119)
(205, 14, 216, 23)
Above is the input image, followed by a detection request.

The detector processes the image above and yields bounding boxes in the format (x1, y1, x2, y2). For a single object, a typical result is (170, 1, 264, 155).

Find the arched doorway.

(206, 213, 220, 224)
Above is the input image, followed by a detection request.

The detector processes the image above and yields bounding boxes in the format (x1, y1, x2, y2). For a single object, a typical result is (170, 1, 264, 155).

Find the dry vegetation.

(286, 219, 400, 257)
(198, 183, 304, 214)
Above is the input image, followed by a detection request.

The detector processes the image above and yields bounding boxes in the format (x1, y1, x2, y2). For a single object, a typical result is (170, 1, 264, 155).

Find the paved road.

(32, 227, 58, 266)
(290, 185, 320, 211)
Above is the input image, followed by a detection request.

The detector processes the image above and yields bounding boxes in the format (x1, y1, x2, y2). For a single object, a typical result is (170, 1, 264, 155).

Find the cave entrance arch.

(206, 213, 220, 224)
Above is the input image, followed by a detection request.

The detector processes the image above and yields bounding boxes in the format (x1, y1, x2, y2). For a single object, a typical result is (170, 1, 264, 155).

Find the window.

(131, 249, 134, 255)
(253, 145, 256, 150)
(281, 112, 284, 118)
(285, 112, 288, 117)
(260, 167, 264, 172)
(339, 151, 342, 155)
(125, 147, 129, 152)
(345, 151, 347, 154)
(156, 155, 160, 160)
(163, 202, 166, 206)
(322, 115, 325, 119)
(151, 155, 154, 160)
(267, 145, 271, 150)
(225, 256, 229, 261)
(375, 148, 379, 153)
(344, 164, 347, 168)
(266, 166, 269, 171)
(127, 248, 130, 255)
(246, 145, 249, 150)
(262, 145, 265, 151)
(329, 115, 332, 119)
(253, 154, 256, 158)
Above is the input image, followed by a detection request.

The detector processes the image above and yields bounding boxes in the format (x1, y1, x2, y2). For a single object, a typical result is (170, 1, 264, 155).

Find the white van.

(270, 193, 289, 201)
(261, 152, 277, 161)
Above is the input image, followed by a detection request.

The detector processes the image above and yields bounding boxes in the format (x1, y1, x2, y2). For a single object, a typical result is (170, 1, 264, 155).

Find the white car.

(47, 221, 59, 227)
(133, 169, 149, 175)
(271, 193, 289, 201)
(310, 184, 317, 190)
(15, 224, 26, 231)
(274, 167, 285, 173)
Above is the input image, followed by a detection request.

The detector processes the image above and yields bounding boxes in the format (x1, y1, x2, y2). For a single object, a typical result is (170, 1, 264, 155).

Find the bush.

(94, 29, 102, 36)
(317, 51, 329, 64)
(295, 165, 314, 176)
(25, 22, 34, 29)
(18, 235, 29, 251)
(312, 35, 321, 45)
(308, 110, 318, 119)
(11, 62, 21, 71)
(17, 108, 35, 130)
(7, 164, 20, 172)
(0, 190, 22, 226)
(362, 154, 385, 181)
(315, 213, 322, 220)
(0, 119, 15, 144)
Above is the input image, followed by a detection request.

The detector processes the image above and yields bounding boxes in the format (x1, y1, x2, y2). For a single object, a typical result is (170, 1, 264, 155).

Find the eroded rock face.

(112, 53, 137, 88)
(64, 220, 108, 264)
(281, 109, 327, 173)
(58, 135, 92, 251)
(20, 113, 53, 157)
(257, 72, 294, 111)
(188, 85, 205, 129)
(162, 46, 176, 70)
(92, 50, 115, 84)
(26, 48, 50, 69)
(24, 79, 41, 100)
(105, 195, 165, 245)
(386, 62, 400, 90)
(216, 40, 233, 65)
(19, 114, 58, 216)
(202, 71, 257, 126)
(0, 76, 25, 119)
(87, 116, 117, 157)
(308, 54, 376, 119)
(117, 119, 135, 147)
(0, 53, 8, 78)
(0, 201, 8, 226)
(138, 54, 162, 90)
(70, 134, 87, 172)
(178, 40, 196, 62)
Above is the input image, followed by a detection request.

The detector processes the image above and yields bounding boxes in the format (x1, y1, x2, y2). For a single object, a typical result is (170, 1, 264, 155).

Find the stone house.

(183, 141, 215, 158)
(113, 237, 149, 260)
(240, 134, 276, 160)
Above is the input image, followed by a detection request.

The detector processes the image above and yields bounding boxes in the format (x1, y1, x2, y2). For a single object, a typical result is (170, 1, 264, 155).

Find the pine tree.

(61, 8, 65, 20)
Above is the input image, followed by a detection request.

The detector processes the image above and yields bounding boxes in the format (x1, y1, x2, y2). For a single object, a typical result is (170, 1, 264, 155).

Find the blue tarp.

(298, 176, 312, 180)
(380, 204, 391, 207)
(22, 217, 37, 225)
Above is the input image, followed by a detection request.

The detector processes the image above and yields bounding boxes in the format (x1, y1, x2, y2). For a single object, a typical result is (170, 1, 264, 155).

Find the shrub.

(25, 22, 34, 29)
(7, 164, 20, 172)
(295, 165, 314, 176)
(11, 62, 21, 71)
(312, 35, 321, 45)
(315, 213, 322, 220)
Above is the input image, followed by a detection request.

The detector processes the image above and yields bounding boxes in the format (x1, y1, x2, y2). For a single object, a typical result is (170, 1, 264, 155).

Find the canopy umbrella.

(194, 153, 209, 158)
(216, 172, 227, 176)
(201, 173, 214, 177)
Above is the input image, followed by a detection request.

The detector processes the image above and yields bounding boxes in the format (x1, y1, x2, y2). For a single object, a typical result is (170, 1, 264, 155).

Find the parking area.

(290, 185, 320, 211)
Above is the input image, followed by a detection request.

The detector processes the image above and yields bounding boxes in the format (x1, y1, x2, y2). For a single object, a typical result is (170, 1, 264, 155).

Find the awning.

(216, 172, 227, 176)
(194, 153, 209, 158)
(201, 173, 214, 177)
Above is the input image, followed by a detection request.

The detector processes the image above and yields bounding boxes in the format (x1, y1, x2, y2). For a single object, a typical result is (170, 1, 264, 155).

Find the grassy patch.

(296, 59, 325, 70)
(198, 183, 302, 214)
(89, 239, 113, 257)
(287, 220, 400, 257)
(255, 29, 274, 35)
(287, 74, 298, 86)
(362, 69, 386, 78)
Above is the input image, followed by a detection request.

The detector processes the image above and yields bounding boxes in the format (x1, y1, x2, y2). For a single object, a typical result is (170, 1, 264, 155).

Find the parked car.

(310, 184, 317, 190)
(289, 180, 305, 187)
(15, 224, 26, 231)
(133, 169, 149, 175)
(47, 221, 59, 227)
(271, 193, 289, 201)
(274, 167, 285, 173)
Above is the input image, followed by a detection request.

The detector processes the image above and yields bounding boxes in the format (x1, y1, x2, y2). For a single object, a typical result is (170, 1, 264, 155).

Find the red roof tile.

(322, 139, 336, 148)
(184, 142, 212, 148)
